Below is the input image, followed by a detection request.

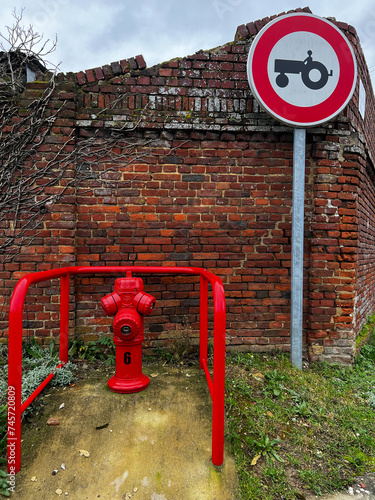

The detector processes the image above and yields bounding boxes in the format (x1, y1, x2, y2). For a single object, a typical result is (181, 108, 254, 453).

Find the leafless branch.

(0, 11, 173, 263)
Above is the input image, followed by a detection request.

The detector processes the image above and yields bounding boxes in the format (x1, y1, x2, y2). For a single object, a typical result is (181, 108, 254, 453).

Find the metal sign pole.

(247, 13, 357, 370)
(291, 127, 306, 370)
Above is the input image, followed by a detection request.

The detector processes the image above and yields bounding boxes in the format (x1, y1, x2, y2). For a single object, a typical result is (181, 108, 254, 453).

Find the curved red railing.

(7, 266, 226, 474)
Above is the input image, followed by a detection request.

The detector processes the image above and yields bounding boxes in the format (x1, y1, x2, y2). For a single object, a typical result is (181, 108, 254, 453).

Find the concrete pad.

(14, 365, 239, 499)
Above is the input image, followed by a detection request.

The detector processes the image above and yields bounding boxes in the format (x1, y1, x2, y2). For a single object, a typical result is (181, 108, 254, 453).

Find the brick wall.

(1, 7, 375, 364)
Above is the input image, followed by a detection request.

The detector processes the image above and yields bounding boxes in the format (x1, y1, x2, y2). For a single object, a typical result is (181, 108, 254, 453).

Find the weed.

(152, 347, 174, 364)
(68, 336, 115, 366)
(293, 400, 312, 418)
(298, 469, 323, 496)
(250, 432, 284, 465)
(228, 352, 254, 370)
(344, 448, 369, 471)
(263, 464, 285, 482)
(0, 470, 9, 497)
(23, 336, 56, 362)
(356, 313, 375, 351)
(264, 368, 286, 397)
(150, 323, 200, 365)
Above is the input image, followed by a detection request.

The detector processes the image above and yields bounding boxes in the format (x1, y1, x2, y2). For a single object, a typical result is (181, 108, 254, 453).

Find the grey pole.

(291, 127, 306, 370)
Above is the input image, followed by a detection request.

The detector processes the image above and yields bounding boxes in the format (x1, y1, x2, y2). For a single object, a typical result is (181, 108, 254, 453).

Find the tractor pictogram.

(274, 50, 333, 90)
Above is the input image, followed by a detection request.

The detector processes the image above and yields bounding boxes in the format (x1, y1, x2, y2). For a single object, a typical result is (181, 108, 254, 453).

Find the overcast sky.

(0, 0, 374, 87)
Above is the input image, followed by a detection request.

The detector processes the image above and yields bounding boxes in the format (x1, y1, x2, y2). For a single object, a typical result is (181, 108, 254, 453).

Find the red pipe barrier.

(7, 266, 226, 474)
(20, 363, 65, 413)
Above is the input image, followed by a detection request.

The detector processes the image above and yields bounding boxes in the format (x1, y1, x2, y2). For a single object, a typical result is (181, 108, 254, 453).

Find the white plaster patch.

(110, 470, 129, 493)
(141, 476, 150, 487)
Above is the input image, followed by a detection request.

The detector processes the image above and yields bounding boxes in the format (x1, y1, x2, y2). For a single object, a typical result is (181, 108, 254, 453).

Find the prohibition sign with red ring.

(247, 13, 357, 127)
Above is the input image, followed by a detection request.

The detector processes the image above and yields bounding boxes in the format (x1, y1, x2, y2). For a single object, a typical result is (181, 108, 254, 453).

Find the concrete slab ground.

(13, 364, 240, 500)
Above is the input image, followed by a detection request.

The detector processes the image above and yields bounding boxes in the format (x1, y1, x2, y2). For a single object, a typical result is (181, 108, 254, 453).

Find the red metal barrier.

(7, 266, 226, 474)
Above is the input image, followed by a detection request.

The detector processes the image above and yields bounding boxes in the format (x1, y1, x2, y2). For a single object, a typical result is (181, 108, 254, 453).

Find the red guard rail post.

(7, 266, 226, 474)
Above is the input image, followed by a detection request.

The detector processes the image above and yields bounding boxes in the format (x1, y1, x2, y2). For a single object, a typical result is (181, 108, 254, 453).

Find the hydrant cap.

(101, 292, 122, 316)
(113, 308, 142, 340)
(134, 292, 156, 316)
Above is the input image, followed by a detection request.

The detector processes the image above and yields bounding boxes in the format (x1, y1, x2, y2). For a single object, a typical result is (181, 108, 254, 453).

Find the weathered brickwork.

(1, 7, 375, 364)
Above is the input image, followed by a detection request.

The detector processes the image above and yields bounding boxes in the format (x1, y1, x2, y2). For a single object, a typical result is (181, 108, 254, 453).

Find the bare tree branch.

(0, 10, 172, 263)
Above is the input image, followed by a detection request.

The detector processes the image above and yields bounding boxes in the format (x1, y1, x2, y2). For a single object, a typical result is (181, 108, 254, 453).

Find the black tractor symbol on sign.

(274, 50, 333, 90)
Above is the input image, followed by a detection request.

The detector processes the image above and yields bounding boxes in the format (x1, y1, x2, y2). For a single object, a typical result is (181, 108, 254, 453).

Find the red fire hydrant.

(101, 273, 156, 393)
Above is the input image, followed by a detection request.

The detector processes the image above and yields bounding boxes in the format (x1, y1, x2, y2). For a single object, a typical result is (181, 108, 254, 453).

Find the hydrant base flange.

(107, 373, 150, 394)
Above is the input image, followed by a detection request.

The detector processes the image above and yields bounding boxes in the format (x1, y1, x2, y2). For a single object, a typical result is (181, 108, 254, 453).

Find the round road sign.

(247, 13, 357, 127)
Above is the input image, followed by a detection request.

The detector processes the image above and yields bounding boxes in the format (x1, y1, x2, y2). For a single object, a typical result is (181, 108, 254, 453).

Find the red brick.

(85, 69, 96, 83)
(235, 24, 249, 40)
(76, 71, 87, 85)
(136, 54, 147, 69)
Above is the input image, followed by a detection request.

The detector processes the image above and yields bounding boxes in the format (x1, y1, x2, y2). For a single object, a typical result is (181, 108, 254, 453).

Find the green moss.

(355, 312, 375, 354)
(209, 464, 223, 482)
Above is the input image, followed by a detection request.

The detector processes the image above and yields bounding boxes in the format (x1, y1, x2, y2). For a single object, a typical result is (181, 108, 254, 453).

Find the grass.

(225, 339, 375, 499)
